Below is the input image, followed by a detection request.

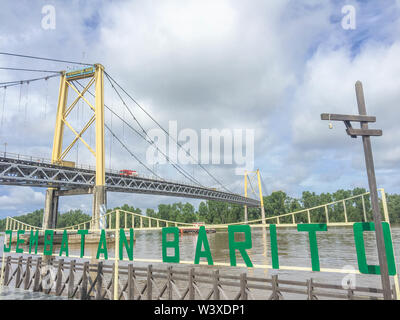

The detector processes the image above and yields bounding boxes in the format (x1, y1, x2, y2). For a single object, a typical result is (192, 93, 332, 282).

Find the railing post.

(15, 256, 23, 288)
(380, 189, 390, 222)
(269, 274, 283, 300)
(343, 200, 348, 223)
(113, 209, 120, 300)
(306, 278, 317, 300)
(55, 259, 64, 296)
(96, 261, 103, 300)
(188, 268, 195, 300)
(240, 273, 248, 300)
(307, 210, 311, 224)
(68, 260, 76, 298)
(292, 214, 295, 225)
(213, 269, 220, 300)
(33, 257, 42, 292)
(324, 206, 329, 224)
(147, 264, 153, 300)
(127, 264, 134, 300)
(167, 266, 173, 300)
(80, 261, 89, 300)
(361, 195, 367, 222)
(3, 256, 11, 287)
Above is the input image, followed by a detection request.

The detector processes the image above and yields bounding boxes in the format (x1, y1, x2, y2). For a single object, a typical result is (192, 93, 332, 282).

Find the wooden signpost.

(321, 80, 391, 300)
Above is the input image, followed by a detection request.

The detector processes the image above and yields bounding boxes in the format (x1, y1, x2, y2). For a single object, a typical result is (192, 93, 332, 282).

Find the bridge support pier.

(43, 188, 59, 229)
(93, 185, 107, 230)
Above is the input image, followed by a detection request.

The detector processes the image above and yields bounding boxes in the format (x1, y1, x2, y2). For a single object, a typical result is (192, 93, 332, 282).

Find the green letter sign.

(119, 228, 134, 261)
(270, 224, 279, 269)
(194, 226, 213, 265)
(162, 227, 180, 263)
(43, 230, 54, 256)
(353, 222, 396, 275)
(297, 223, 327, 271)
(228, 225, 253, 267)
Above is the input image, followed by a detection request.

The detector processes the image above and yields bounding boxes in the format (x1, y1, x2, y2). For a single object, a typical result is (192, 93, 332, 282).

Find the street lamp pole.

(320, 80, 392, 300)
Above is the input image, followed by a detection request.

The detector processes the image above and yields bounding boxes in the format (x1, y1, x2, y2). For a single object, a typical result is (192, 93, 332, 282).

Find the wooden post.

(147, 265, 153, 300)
(240, 273, 248, 300)
(68, 260, 76, 298)
(269, 274, 282, 300)
(307, 278, 317, 300)
(213, 269, 220, 300)
(188, 268, 195, 300)
(23, 256, 32, 290)
(167, 266, 173, 300)
(96, 261, 103, 300)
(3, 256, 11, 287)
(55, 259, 64, 296)
(127, 264, 134, 300)
(355, 81, 391, 299)
(15, 256, 22, 288)
(33, 257, 42, 292)
(80, 261, 89, 300)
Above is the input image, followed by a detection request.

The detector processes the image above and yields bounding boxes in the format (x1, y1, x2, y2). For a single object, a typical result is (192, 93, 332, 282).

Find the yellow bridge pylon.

(44, 64, 106, 230)
(244, 169, 265, 224)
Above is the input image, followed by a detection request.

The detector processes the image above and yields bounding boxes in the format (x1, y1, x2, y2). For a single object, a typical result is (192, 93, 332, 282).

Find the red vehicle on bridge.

(119, 169, 138, 177)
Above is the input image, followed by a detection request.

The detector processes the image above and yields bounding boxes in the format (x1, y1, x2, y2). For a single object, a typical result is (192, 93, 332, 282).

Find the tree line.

(0, 187, 399, 231)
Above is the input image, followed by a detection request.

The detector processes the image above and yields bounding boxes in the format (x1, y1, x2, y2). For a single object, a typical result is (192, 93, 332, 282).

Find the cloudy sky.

(0, 0, 400, 218)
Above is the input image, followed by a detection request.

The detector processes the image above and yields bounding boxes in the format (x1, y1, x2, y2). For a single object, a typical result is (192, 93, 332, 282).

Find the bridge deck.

(0, 156, 260, 207)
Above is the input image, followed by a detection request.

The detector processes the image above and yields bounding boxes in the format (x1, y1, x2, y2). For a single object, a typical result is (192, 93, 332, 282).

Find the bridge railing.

(3, 188, 389, 233)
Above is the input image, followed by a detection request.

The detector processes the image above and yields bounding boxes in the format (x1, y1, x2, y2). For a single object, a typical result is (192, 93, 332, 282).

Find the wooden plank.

(321, 113, 376, 122)
(346, 128, 382, 137)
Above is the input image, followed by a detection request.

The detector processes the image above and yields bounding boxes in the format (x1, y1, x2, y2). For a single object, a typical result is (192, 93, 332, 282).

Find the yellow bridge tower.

(244, 169, 266, 224)
(43, 64, 106, 230)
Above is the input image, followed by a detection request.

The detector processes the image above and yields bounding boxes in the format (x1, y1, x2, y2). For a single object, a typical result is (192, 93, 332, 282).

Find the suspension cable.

(0, 52, 94, 66)
(104, 123, 162, 179)
(74, 80, 204, 187)
(0, 73, 60, 89)
(0, 67, 61, 73)
(105, 72, 232, 192)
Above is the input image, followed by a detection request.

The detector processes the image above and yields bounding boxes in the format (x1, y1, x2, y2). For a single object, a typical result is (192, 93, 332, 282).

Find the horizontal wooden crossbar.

(321, 113, 376, 122)
(346, 128, 383, 137)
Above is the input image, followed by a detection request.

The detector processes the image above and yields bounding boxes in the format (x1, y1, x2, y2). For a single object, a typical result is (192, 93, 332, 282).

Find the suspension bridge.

(1, 53, 400, 301)
(0, 53, 263, 230)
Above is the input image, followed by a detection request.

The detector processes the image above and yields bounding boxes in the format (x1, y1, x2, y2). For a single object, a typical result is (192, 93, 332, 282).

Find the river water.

(1, 225, 400, 299)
